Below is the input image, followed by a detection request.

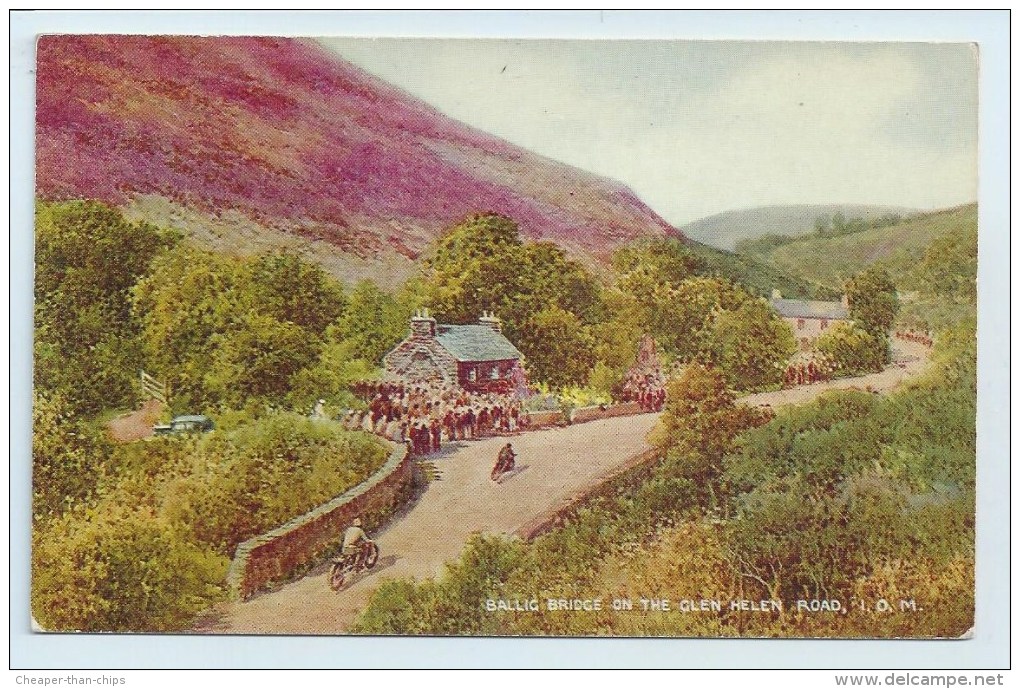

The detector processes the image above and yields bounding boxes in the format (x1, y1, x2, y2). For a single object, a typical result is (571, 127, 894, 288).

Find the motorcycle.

(490, 450, 516, 481)
(329, 540, 380, 591)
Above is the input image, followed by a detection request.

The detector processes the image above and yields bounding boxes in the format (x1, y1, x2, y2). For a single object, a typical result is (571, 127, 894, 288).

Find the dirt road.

(202, 338, 930, 634)
(107, 398, 163, 443)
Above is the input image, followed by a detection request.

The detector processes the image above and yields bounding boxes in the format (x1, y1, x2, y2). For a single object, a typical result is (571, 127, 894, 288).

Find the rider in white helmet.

(342, 517, 369, 556)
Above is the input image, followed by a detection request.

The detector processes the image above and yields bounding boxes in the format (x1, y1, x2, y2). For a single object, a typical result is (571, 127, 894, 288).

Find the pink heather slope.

(36, 36, 682, 274)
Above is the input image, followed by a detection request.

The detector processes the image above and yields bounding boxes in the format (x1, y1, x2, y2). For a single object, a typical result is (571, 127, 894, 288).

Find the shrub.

(32, 390, 111, 518)
(159, 413, 388, 555)
(814, 321, 886, 376)
(32, 502, 228, 632)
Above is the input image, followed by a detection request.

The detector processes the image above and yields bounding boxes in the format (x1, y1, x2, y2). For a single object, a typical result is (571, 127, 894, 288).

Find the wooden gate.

(139, 369, 167, 404)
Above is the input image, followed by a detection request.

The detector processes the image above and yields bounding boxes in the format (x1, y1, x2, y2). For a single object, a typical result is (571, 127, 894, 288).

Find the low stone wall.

(523, 409, 565, 428)
(226, 442, 417, 600)
(515, 447, 662, 541)
(571, 401, 644, 424)
(524, 401, 647, 430)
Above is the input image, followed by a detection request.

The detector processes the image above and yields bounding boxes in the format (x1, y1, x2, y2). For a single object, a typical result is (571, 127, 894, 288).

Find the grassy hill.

(686, 240, 837, 300)
(680, 204, 918, 251)
(762, 204, 977, 292)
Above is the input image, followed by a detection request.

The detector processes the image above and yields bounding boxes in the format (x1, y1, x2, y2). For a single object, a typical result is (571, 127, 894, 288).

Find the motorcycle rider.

(493, 443, 516, 479)
(341, 517, 370, 565)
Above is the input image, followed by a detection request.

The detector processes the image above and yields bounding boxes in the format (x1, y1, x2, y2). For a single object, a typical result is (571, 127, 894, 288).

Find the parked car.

(152, 414, 215, 436)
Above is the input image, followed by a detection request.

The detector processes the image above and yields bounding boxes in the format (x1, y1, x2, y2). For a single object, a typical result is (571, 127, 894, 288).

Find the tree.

(242, 252, 346, 335)
(657, 364, 769, 509)
(204, 314, 319, 408)
(35, 200, 179, 414)
(422, 213, 605, 388)
(132, 247, 248, 410)
(712, 298, 796, 390)
(327, 280, 420, 366)
(814, 321, 886, 376)
(515, 305, 596, 389)
(134, 246, 350, 411)
(845, 267, 900, 335)
(423, 213, 525, 324)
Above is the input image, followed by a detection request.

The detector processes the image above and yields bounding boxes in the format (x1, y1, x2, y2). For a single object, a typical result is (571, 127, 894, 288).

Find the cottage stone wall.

(783, 316, 847, 349)
(383, 337, 459, 384)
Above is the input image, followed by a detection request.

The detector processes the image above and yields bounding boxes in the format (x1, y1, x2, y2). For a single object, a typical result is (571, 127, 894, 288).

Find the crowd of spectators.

(616, 369, 666, 412)
(784, 355, 836, 386)
(895, 329, 934, 348)
(342, 381, 526, 457)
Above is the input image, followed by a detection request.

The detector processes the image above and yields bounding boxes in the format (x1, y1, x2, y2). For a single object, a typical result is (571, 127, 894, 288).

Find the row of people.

(616, 370, 667, 412)
(895, 330, 934, 348)
(784, 357, 836, 387)
(344, 381, 527, 457)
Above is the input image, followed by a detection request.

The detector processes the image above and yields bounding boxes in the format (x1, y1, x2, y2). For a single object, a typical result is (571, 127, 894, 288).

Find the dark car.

(152, 414, 215, 436)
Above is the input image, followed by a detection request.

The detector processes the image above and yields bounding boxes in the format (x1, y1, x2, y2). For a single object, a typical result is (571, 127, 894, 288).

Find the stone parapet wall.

(226, 442, 417, 600)
(524, 401, 647, 429)
(515, 447, 661, 541)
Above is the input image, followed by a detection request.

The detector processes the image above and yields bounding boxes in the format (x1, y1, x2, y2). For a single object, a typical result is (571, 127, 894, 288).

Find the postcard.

(30, 34, 979, 640)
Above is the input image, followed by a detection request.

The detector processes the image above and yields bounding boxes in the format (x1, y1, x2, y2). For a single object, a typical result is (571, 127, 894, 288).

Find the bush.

(814, 321, 886, 376)
(32, 391, 111, 518)
(159, 413, 388, 555)
(32, 502, 228, 632)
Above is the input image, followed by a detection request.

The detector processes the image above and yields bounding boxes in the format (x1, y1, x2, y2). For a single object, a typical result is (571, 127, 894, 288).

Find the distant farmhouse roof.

(771, 298, 849, 321)
(436, 324, 523, 362)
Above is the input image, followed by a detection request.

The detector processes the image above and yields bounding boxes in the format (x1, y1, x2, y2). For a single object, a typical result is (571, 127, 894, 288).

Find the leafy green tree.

(653, 277, 750, 362)
(515, 305, 596, 389)
(657, 364, 769, 510)
(242, 252, 346, 335)
(845, 267, 900, 335)
(712, 298, 796, 390)
(35, 200, 179, 414)
(612, 238, 706, 289)
(424, 213, 525, 323)
(134, 246, 351, 411)
(326, 280, 419, 365)
(910, 225, 977, 304)
(422, 213, 604, 387)
(204, 314, 319, 409)
(132, 247, 248, 410)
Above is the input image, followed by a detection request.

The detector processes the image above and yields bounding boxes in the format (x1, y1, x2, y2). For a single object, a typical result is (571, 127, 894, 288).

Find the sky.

(317, 38, 978, 227)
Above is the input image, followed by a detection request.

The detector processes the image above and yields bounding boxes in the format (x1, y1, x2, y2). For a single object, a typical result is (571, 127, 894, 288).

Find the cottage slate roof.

(771, 299, 849, 320)
(435, 325, 523, 363)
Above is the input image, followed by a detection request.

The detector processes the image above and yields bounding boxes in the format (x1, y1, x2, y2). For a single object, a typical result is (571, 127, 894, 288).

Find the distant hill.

(763, 203, 977, 292)
(680, 204, 920, 251)
(685, 241, 837, 300)
(35, 36, 682, 288)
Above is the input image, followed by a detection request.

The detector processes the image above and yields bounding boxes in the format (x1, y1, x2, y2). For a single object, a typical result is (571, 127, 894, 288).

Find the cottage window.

(489, 366, 499, 380)
(797, 319, 805, 330)
(820, 319, 828, 329)
(468, 368, 477, 382)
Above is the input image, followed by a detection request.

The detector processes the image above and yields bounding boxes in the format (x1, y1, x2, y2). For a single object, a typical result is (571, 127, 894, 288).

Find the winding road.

(197, 338, 930, 634)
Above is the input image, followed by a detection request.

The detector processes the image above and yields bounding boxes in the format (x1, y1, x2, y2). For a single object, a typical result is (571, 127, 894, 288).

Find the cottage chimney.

(478, 311, 502, 333)
(771, 289, 782, 301)
(841, 294, 850, 308)
(410, 309, 436, 339)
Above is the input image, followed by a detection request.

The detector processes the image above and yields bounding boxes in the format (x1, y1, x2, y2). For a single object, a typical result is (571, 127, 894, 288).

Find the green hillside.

(686, 240, 838, 300)
(763, 203, 977, 292)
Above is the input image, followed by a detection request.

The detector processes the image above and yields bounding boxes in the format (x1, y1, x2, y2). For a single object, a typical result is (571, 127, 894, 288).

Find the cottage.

(770, 290, 850, 349)
(383, 310, 524, 392)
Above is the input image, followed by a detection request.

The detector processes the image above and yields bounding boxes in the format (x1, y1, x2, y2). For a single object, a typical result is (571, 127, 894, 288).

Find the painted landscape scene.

(32, 36, 978, 637)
